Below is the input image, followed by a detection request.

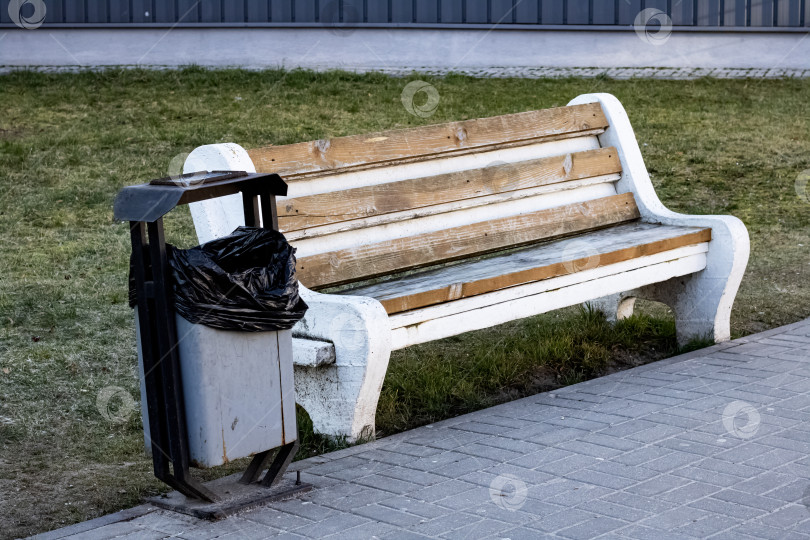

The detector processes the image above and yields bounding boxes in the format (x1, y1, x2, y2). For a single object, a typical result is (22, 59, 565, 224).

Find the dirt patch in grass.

(1, 68, 809, 538)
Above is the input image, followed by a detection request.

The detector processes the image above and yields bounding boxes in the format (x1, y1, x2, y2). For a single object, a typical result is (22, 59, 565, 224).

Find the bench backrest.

(246, 103, 637, 290)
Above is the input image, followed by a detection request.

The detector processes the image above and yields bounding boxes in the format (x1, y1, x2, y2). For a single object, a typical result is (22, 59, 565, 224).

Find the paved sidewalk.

(39, 319, 810, 539)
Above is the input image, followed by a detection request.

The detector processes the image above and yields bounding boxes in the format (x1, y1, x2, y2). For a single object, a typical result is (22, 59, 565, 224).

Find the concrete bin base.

(136, 311, 297, 468)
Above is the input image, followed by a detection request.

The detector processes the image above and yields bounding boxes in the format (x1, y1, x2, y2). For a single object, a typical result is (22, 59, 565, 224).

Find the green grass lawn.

(1, 68, 809, 538)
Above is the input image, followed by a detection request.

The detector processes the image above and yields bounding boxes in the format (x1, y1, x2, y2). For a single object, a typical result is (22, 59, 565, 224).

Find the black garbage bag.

(129, 227, 308, 331)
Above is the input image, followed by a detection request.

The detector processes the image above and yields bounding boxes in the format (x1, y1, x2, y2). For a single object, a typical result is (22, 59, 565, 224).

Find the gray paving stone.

(534, 453, 602, 475)
(176, 517, 280, 540)
(291, 512, 370, 538)
(322, 520, 398, 539)
(755, 503, 810, 528)
(639, 504, 712, 531)
(625, 424, 685, 443)
(525, 508, 596, 533)
(625, 474, 692, 496)
(543, 483, 613, 506)
(613, 445, 674, 466)
(354, 474, 421, 495)
(456, 442, 524, 462)
(405, 512, 483, 536)
(63, 522, 154, 540)
(269, 498, 336, 521)
(554, 440, 623, 459)
(495, 526, 548, 540)
(689, 496, 767, 520)
(657, 481, 721, 503)
(321, 486, 393, 512)
(378, 496, 450, 519)
(475, 436, 543, 455)
(353, 504, 426, 528)
(433, 485, 494, 511)
(614, 524, 697, 540)
(565, 468, 638, 490)
(556, 516, 627, 539)
(674, 514, 737, 537)
(439, 517, 513, 540)
(728, 523, 810, 540)
(762, 478, 809, 503)
(407, 479, 477, 503)
(585, 461, 660, 482)
(378, 466, 446, 487)
(671, 465, 745, 488)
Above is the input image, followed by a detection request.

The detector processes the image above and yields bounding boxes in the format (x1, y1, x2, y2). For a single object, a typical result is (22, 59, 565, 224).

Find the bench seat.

(336, 221, 711, 315)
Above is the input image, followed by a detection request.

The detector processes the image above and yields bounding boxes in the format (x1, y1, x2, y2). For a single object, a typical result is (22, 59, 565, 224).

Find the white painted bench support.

(571, 93, 749, 346)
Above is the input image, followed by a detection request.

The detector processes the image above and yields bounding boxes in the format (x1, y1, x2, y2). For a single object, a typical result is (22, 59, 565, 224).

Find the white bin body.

(136, 311, 297, 468)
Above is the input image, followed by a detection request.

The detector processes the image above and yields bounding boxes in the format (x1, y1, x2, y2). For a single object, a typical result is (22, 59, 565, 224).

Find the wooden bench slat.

(279, 147, 621, 232)
(248, 102, 609, 178)
(297, 192, 640, 289)
(284, 174, 621, 243)
(339, 223, 712, 314)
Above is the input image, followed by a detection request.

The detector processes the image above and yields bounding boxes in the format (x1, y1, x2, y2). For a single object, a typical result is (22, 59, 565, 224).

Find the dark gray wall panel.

(154, 2, 176, 23)
(390, 0, 414, 23)
(618, 0, 642, 24)
(8, 0, 805, 27)
(567, 0, 590, 24)
(86, 2, 108, 23)
(592, 1, 616, 25)
(415, 0, 438, 23)
(176, 0, 201, 22)
(440, 0, 464, 23)
(541, 0, 563, 24)
(63, 0, 85, 23)
(464, 0, 487, 22)
(490, 0, 511, 24)
(129, 0, 152, 23)
(366, 0, 390, 22)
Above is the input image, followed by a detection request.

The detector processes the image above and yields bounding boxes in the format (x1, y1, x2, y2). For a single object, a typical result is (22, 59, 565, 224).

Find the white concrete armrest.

(292, 337, 336, 367)
(570, 93, 750, 342)
(291, 285, 391, 440)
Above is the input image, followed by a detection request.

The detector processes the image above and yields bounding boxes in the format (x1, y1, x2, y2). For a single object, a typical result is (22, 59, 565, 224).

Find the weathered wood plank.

(388, 248, 710, 350)
(284, 174, 620, 242)
(297, 192, 640, 288)
(337, 222, 711, 314)
(279, 147, 621, 232)
(248, 102, 609, 178)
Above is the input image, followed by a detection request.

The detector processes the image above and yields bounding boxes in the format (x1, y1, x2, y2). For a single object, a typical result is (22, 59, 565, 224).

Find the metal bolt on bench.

(114, 170, 310, 518)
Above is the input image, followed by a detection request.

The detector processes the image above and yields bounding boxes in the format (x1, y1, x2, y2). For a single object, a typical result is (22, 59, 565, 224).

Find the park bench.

(184, 93, 749, 441)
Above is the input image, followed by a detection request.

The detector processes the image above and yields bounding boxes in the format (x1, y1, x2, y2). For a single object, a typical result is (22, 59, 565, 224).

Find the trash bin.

(114, 170, 307, 502)
(133, 226, 307, 468)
